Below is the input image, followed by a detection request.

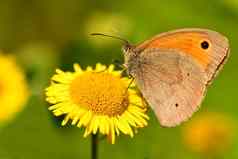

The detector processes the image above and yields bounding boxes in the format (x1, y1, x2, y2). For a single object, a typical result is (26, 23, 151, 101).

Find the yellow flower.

(0, 54, 29, 124)
(45, 63, 149, 144)
(182, 112, 234, 157)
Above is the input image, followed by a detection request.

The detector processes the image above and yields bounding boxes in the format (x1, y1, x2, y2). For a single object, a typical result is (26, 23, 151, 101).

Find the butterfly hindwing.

(133, 48, 207, 127)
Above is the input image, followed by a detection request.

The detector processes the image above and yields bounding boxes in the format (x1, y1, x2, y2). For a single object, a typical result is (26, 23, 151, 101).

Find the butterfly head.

(122, 42, 135, 54)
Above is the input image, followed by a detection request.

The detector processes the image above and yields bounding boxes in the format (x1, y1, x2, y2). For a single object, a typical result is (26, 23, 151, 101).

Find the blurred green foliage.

(0, 0, 238, 158)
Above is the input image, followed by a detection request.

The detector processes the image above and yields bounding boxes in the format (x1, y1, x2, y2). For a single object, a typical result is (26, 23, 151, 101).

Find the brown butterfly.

(92, 28, 230, 127)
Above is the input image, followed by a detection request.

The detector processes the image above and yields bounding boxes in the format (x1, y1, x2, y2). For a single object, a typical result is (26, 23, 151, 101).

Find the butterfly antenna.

(90, 33, 130, 45)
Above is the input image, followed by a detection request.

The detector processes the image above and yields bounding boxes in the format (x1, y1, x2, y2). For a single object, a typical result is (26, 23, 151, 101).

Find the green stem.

(91, 133, 98, 159)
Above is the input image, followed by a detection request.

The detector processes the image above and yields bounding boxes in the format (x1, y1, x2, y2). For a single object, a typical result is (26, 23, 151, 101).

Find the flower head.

(0, 54, 29, 124)
(45, 63, 149, 144)
(182, 112, 234, 157)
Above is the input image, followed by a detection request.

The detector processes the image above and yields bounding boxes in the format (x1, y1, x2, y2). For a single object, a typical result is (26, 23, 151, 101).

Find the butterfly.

(92, 28, 230, 127)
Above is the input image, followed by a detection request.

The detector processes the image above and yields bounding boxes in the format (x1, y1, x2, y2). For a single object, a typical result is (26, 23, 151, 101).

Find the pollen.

(70, 72, 129, 117)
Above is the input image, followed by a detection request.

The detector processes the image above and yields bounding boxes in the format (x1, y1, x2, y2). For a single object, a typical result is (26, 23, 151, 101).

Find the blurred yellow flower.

(0, 54, 29, 124)
(45, 63, 149, 144)
(182, 112, 234, 157)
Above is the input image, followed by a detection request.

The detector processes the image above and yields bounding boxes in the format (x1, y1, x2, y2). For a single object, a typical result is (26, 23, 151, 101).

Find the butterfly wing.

(130, 28, 229, 127)
(134, 48, 207, 127)
(135, 28, 230, 83)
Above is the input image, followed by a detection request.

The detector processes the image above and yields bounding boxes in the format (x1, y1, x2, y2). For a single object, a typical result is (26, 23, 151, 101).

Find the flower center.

(70, 72, 129, 116)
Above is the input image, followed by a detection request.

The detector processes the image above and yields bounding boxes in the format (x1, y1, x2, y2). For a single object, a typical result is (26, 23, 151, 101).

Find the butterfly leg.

(127, 77, 135, 90)
(112, 59, 131, 77)
(122, 77, 135, 98)
(112, 59, 129, 70)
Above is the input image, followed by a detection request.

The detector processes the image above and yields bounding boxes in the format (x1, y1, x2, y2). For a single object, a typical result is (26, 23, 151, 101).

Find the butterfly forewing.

(135, 28, 229, 84)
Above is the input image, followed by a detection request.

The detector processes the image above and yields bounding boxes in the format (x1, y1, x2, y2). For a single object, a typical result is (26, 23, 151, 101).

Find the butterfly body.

(122, 28, 229, 127)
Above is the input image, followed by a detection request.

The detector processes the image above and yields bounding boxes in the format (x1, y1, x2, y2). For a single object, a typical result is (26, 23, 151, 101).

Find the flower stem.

(91, 133, 98, 159)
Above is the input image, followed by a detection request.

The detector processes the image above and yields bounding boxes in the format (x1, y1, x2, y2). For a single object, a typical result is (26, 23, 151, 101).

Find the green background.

(0, 0, 238, 158)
